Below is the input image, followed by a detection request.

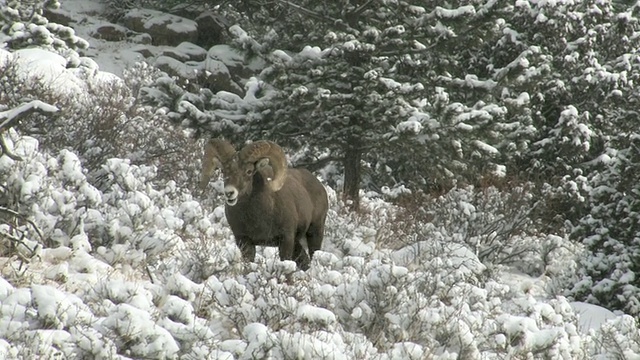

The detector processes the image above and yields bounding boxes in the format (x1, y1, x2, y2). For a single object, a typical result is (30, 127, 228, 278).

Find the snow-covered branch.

(0, 100, 58, 160)
(0, 100, 58, 130)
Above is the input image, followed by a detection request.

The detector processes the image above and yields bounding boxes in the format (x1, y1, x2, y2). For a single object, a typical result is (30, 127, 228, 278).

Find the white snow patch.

(570, 302, 618, 333)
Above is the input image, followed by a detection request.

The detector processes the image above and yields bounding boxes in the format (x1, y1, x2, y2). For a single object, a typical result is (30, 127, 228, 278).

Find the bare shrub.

(179, 231, 242, 284)
(333, 183, 568, 277)
(409, 186, 550, 271)
(0, 55, 202, 192)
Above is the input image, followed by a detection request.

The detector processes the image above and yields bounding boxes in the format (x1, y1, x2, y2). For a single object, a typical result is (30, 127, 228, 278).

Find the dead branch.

(0, 100, 59, 161)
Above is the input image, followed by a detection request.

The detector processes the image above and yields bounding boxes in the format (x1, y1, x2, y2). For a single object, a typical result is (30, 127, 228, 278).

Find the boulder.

(154, 55, 242, 95)
(44, 8, 74, 26)
(175, 42, 207, 62)
(168, 3, 202, 20)
(161, 42, 207, 62)
(131, 46, 155, 59)
(122, 8, 198, 46)
(201, 58, 243, 95)
(155, 56, 200, 80)
(92, 24, 128, 42)
(195, 11, 229, 47)
(161, 48, 190, 62)
(130, 33, 152, 45)
(208, 45, 267, 82)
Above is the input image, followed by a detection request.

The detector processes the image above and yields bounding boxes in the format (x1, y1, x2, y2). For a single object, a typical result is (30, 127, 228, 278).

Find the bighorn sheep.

(200, 139, 328, 270)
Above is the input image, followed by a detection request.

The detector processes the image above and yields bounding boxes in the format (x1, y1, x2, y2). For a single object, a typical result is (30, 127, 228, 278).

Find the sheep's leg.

(278, 234, 295, 262)
(236, 237, 256, 262)
(293, 240, 311, 271)
(306, 223, 324, 260)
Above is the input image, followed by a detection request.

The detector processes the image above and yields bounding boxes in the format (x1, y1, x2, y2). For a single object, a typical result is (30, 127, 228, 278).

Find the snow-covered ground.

(60, 0, 147, 76)
(1, 0, 640, 358)
(2, 117, 638, 358)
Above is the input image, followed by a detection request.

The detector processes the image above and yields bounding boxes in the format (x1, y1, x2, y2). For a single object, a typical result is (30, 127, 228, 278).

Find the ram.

(200, 139, 328, 270)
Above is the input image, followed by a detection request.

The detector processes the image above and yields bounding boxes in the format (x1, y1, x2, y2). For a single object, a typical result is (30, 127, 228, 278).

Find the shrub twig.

(0, 100, 59, 161)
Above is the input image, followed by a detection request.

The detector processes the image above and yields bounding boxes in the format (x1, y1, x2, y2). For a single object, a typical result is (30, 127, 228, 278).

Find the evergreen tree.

(570, 131, 640, 317)
(0, 0, 88, 58)
(564, 3, 640, 317)
(143, 1, 515, 207)
(483, 0, 640, 182)
(485, 0, 640, 317)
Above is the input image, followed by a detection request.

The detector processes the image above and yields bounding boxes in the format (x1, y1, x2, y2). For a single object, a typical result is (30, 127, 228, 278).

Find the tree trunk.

(343, 145, 361, 210)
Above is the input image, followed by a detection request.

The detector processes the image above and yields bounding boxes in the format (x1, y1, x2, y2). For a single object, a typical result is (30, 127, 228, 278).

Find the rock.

(168, 3, 202, 20)
(44, 8, 74, 26)
(161, 43, 207, 62)
(122, 8, 198, 46)
(154, 55, 243, 95)
(202, 57, 243, 95)
(122, 9, 146, 32)
(175, 42, 207, 62)
(208, 44, 267, 82)
(132, 46, 155, 58)
(92, 24, 128, 42)
(131, 33, 152, 45)
(155, 56, 199, 80)
(161, 48, 190, 62)
(195, 11, 229, 47)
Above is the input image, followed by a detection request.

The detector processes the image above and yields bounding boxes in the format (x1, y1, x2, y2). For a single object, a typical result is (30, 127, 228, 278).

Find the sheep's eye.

(245, 168, 253, 176)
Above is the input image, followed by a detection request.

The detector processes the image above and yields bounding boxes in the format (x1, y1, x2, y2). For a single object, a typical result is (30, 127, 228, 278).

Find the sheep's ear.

(255, 158, 275, 182)
(255, 158, 270, 169)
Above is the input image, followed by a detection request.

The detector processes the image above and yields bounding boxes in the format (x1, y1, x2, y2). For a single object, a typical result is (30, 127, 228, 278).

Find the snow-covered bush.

(420, 186, 561, 274)
(1, 128, 219, 356)
(568, 133, 640, 319)
(0, 0, 88, 58)
(2, 130, 175, 259)
(1, 126, 640, 357)
(332, 185, 577, 279)
(0, 47, 202, 191)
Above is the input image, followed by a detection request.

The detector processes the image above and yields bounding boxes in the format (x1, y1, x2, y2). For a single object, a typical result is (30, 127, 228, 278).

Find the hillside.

(1, 0, 640, 359)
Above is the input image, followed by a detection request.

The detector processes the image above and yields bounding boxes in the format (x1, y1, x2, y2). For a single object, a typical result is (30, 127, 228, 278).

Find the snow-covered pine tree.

(250, 0, 533, 206)
(563, 2, 640, 318)
(499, 0, 630, 182)
(453, 0, 640, 234)
(0, 0, 88, 58)
(253, 3, 430, 207)
(487, 0, 640, 317)
(570, 131, 640, 318)
(141, 1, 521, 207)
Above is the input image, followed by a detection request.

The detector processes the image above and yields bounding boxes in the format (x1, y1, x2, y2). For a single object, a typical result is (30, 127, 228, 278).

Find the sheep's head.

(200, 139, 287, 206)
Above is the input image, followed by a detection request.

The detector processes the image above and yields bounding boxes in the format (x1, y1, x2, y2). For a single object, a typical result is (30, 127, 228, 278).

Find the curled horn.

(238, 140, 287, 191)
(200, 139, 236, 189)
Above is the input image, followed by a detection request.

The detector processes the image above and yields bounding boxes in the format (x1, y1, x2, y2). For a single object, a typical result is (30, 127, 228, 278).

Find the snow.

(473, 140, 501, 155)
(3, 48, 84, 94)
(0, 100, 58, 129)
(570, 302, 618, 333)
(396, 119, 423, 134)
(297, 304, 337, 325)
(433, 5, 476, 19)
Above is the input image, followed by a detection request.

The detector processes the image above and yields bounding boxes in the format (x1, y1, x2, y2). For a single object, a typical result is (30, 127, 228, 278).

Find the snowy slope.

(57, 0, 146, 76)
(2, 120, 637, 358)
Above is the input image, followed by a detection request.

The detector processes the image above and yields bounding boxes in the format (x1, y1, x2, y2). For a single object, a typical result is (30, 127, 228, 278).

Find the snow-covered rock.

(123, 8, 198, 46)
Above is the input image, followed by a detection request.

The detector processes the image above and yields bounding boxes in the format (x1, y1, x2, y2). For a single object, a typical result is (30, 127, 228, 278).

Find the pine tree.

(570, 132, 640, 317)
(491, 0, 640, 317)
(0, 0, 89, 58)
(143, 1, 518, 208)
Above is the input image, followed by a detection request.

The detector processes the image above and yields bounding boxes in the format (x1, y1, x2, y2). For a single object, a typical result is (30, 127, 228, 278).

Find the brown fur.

(201, 139, 328, 270)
